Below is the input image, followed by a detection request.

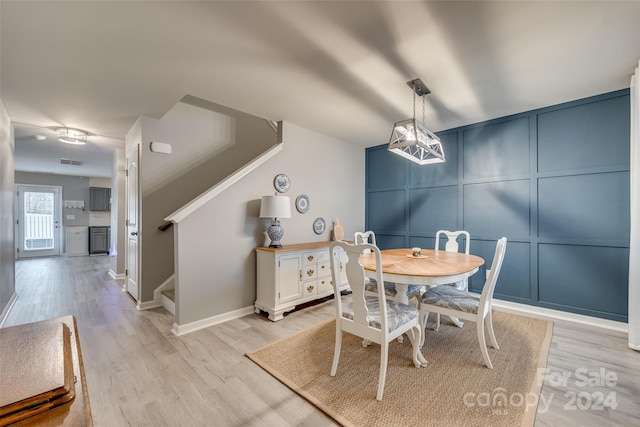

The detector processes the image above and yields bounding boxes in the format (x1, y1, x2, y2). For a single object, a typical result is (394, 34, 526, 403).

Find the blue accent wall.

(365, 89, 630, 322)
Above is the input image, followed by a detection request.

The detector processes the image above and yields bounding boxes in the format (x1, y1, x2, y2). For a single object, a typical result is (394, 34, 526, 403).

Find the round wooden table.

(359, 248, 485, 306)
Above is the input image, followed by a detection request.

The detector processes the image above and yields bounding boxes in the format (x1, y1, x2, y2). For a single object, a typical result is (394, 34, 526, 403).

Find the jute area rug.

(246, 310, 553, 427)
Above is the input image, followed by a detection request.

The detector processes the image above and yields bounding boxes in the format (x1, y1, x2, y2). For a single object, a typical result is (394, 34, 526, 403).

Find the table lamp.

(259, 194, 291, 248)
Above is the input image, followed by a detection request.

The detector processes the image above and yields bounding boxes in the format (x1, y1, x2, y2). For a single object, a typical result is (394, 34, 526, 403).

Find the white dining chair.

(354, 231, 421, 302)
(418, 237, 507, 369)
(329, 241, 426, 401)
(432, 230, 471, 329)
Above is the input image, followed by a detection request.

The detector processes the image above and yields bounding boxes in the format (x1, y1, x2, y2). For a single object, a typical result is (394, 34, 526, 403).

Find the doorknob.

(130, 231, 138, 236)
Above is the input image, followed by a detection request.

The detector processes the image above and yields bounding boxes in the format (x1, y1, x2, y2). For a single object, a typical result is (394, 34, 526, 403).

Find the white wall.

(109, 148, 126, 279)
(174, 121, 365, 325)
(0, 99, 16, 323)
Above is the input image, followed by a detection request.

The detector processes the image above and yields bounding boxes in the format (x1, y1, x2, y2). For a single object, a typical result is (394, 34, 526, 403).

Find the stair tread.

(161, 289, 175, 302)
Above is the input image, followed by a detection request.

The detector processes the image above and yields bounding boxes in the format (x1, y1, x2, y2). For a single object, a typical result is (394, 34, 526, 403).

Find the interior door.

(17, 185, 62, 258)
(126, 146, 139, 301)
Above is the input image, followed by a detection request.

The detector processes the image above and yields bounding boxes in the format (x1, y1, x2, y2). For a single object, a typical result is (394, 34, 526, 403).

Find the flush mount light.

(56, 127, 87, 145)
(388, 78, 445, 165)
(34, 134, 47, 141)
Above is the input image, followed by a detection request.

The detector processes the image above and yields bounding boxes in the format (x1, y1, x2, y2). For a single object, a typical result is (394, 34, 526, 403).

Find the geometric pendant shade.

(388, 78, 445, 165)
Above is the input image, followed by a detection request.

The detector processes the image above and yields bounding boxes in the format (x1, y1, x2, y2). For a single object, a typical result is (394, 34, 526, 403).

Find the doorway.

(126, 146, 139, 301)
(16, 185, 62, 258)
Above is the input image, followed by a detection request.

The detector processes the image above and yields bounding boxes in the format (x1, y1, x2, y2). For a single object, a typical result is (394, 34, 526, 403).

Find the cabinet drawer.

(317, 261, 330, 278)
(303, 280, 317, 296)
(302, 250, 326, 265)
(302, 266, 318, 280)
(317, 276, 332, 293)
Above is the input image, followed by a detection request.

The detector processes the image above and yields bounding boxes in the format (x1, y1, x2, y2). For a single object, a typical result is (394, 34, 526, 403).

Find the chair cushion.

(365, 279, 422, 299)
(342, 297, 418, 332)
(420, 286, 480, 314)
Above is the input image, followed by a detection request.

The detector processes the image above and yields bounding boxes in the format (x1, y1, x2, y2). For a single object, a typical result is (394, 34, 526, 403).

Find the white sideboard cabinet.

(255, 242, 349, 321)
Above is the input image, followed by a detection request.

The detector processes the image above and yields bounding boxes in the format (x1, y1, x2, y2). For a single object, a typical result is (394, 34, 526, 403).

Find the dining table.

(359, 248, 485, 307)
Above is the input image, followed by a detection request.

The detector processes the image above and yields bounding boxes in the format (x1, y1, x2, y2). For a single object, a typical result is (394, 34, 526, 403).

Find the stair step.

(161, 289, 175, 302)
(161, 289, 175, 315)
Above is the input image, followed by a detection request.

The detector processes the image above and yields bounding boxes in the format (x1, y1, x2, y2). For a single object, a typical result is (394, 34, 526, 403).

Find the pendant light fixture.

(56, 127, 87, 145)
(388, 78, 445, 165)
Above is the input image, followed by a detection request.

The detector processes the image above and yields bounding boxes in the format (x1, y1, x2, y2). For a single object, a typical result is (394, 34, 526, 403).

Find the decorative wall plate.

(313, 217, 326, 235)
(273, 173, 290, 193)
(295, 194, 310, 213)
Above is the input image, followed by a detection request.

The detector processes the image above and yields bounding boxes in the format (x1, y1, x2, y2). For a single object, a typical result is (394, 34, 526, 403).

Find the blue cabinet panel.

(409, 131, 458, 187)
(538, 172, 630, 241)
(539, 244, 628, 320)
(367, 190, 405, 232)
(409, 186, 458, 234)
(367, 146, 406, 190)
(538, 95, 630, 173)
(463, 180, 530, 237)
(463, 117, 530, 179)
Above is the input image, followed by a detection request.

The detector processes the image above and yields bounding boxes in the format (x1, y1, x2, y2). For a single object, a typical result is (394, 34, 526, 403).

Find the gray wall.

(127, 98, 280, 303)
(110, 148, 126, 278)
(366, 89, 630, 322)
(175, 121, 365, 325)
(0, 99, 15, 323)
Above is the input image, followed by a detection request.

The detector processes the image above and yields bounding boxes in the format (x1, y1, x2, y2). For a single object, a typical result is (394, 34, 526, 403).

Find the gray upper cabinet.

(90, 187, 111, 211)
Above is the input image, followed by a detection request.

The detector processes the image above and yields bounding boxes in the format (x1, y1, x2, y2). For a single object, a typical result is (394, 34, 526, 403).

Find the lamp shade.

(388, 118, 445, 165)
(259, 195, 291, 219)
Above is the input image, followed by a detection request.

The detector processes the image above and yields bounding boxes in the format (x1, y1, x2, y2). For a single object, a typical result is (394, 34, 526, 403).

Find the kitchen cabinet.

(89, 226, 110, 255)
(255, 242, 349, 321)
(89, 187, 111, 211)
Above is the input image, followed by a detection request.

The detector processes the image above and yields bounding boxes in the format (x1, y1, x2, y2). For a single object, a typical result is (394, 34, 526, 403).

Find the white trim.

(165, 143, 283, 223)
(0, 292, 18, 327)
(171, 306, 255, 336)
(138, 300, 162, 310)
(493, 299, 627, 333)
(108, 269, 126, 280)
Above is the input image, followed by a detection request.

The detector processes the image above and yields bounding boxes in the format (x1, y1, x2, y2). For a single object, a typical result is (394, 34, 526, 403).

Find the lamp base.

(266, 219, 284, 248)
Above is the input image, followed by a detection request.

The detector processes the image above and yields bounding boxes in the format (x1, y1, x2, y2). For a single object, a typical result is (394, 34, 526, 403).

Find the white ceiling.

(2, 1, 639, 178)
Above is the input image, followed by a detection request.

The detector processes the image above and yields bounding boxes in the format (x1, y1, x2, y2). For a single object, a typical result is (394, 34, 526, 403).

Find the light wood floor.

(3, 256, 639, 426)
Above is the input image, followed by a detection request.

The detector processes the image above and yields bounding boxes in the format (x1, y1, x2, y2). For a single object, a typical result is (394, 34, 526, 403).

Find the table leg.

(449, 316, 464, 328)
(394, 283, 410, 306)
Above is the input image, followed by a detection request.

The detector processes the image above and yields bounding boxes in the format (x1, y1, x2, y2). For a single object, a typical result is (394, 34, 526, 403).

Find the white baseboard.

(138, 300, 162, 310)
(0, 292, 18, 327)
(492, 299, 627, 333)
(171, 306, 255, 336)
(108, 269, 126, 280)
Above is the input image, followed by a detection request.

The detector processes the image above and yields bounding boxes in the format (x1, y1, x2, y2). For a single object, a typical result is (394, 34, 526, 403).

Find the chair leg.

(419, 310, 429, 347)
(376, 342, 389, 401)
(476, 319, 493, 369)
(331, 329, 342, 376)
(486, 311, 499, 349)
(435, 313, 441, 331)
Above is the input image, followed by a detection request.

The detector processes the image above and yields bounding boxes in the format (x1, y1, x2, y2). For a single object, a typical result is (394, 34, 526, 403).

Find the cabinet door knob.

(130, 231, 138, 236)
(307, 269, 314, 276)
(307, 285, 314, 292)
(307, 255, 314, 261)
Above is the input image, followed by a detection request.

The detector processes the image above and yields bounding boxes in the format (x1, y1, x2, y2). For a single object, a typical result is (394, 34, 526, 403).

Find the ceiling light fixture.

(34, 134, 47, 141)
(56, 127, 87, 145)
(388, 78, 445, 165)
